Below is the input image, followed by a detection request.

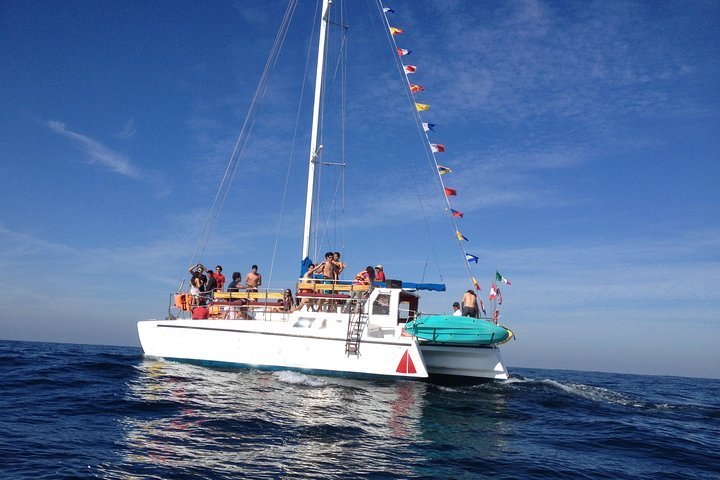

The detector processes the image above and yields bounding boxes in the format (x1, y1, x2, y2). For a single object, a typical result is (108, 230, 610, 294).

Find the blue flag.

(466, 253, 479, 263)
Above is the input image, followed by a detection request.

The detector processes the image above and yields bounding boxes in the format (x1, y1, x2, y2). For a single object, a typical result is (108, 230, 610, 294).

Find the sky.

(1, 0, 718, 379)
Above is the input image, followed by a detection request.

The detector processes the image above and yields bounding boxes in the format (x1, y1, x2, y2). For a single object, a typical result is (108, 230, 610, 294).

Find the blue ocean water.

(0, 340, 718, 479)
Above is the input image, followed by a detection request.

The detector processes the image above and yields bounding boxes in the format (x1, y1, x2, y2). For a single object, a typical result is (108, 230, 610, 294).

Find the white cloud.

(47, 120, 142, 179)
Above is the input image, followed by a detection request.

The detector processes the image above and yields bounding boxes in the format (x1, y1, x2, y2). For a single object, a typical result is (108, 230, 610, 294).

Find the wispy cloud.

(47, 120, 142, 179)
(116, 118, 137, 138)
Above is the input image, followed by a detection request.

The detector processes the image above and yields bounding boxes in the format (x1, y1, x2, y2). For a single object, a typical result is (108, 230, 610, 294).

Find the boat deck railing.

(168, 288, 290, 320)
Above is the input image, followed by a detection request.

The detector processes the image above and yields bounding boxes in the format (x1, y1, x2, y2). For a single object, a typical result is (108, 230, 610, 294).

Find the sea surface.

(1, 340, 718, 479)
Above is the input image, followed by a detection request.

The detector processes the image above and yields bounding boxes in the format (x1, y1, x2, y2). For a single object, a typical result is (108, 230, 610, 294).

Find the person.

(332, 252, 345, 278)
(213, 265, 226, 292)
(318, 252, 338, 280)
(227, 272, 242, 292)
(245, 265, 262, 292)
(188, 263, 206, 305)
(375, 264, 386, 283)
(204, 268, 217, 299)
(461, 290, 479, 318)
(297, 263, 318, 311)
(283, 289, 295, 311)
(349, 266, 375, 312)
(452, 301, 462, 316)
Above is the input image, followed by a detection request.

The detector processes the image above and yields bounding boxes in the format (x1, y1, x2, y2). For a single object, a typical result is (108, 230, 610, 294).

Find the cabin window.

(372, 294, 391, 316)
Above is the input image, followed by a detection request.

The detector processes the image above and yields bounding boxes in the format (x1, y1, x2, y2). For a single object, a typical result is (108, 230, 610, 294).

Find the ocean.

(1, 340, 718, 479)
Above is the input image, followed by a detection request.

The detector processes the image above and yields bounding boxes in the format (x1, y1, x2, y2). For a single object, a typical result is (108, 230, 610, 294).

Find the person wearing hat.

(375, 264, 386, 283)
(452, 301, 462, 316)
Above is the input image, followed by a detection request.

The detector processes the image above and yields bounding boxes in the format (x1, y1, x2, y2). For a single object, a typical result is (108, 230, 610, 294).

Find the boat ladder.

(345, 303, 367, 357)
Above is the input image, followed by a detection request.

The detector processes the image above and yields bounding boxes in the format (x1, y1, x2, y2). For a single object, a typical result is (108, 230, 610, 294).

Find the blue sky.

(1, 0, 718, 379)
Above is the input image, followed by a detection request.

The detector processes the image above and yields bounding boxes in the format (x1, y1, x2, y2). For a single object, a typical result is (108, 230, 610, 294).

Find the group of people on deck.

(297, 252, 386, 311)
(188, 263, 262, 304)
(303, 251, 386, 285)
(186, 256, 387, 314)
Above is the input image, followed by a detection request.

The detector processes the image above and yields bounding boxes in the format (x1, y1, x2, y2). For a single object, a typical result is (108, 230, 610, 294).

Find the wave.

(273, 371, 327, 387)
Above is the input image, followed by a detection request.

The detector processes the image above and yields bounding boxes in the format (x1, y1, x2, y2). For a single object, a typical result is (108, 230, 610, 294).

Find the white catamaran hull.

(137, 309, 509, 380)
(138, 318, 430, 379)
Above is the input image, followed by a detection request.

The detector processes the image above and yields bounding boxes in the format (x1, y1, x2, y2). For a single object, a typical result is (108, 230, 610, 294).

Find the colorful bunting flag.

(415, 103, 430, 112)
(472, 276, 481, 291)
(410, 84, 424, 93)
(422, 122, 436, 132)
(496, 271, 512, 285)
(456, 230, 468, 242)
(397, 48, 411, 56)
(444, 187, 457, 196)
(466, 253, 478, 263)
(437, 165, 452, 175)
(383, 7, 394, 14)
(489, 282, 497, 300)
(390, 27, 404, 36)
(430, 143, 445, 153)
(404, 65, 417, 74)
(451, 208, 463, 218)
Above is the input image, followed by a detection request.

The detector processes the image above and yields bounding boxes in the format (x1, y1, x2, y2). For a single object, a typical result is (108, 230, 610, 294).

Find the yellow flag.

(415, 102, 430, 111)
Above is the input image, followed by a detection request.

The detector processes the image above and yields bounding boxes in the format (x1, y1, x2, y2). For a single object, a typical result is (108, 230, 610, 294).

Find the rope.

(180, 0, 300, 291)
(376, 0, 476, 288)
(267, 0, 322, 288)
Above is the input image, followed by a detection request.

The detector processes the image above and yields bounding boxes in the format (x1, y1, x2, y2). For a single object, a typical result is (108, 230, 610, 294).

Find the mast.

(301, 0, 332, 261)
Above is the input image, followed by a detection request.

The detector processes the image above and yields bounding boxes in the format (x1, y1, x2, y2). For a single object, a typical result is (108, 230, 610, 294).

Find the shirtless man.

(245, 265, 262, 292)
(318, 252, 337, 280)
(461, 290, 479, 318)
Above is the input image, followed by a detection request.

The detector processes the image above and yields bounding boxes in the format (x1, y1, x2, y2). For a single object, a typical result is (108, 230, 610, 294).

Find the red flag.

(430, 143, 445, 153)
(410, 84, 424, 93)
(404, 65, 417, 74)
(444, 187, 457, 196)
(451, 209, 463, 218)
(489, 282, 497, 300)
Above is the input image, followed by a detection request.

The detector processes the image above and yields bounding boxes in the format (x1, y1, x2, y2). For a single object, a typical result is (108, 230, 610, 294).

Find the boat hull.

(138, 319, 429, 379)
(137, 316, 509, 381)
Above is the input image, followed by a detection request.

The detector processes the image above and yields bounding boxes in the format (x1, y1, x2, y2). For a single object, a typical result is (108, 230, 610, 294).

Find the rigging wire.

(267, 0, 322, 288)
(375, 0, 477, 287)
(180, 0, 300, 291)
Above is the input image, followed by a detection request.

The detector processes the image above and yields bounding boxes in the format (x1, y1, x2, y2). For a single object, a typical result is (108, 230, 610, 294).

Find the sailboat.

(137, 0, 514, 380)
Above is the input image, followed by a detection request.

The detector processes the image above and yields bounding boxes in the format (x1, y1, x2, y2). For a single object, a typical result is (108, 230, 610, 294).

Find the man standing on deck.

(461, 290, 479, 318)
(245, 265, 262, 292)
(213, 265, 226, 292)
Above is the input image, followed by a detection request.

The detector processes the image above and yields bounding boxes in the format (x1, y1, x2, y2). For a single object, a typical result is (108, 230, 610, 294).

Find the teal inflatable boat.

(404, 315, 512, 345)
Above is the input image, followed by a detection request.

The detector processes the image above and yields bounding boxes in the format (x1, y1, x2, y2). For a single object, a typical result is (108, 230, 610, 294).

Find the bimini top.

(386, 282, 446, 292)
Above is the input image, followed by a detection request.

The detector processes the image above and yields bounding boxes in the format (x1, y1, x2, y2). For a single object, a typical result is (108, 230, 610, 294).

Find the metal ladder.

(345, 299, 367, 356)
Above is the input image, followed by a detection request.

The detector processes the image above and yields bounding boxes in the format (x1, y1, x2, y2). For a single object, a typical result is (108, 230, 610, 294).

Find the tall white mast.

(301, 0, 332, 261)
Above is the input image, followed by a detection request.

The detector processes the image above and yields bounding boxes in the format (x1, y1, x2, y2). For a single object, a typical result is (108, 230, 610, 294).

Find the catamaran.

(138, 0, 514, 380)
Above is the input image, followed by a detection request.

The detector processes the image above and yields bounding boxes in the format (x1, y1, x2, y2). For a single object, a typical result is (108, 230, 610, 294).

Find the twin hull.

(137, 316, 509, 380)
